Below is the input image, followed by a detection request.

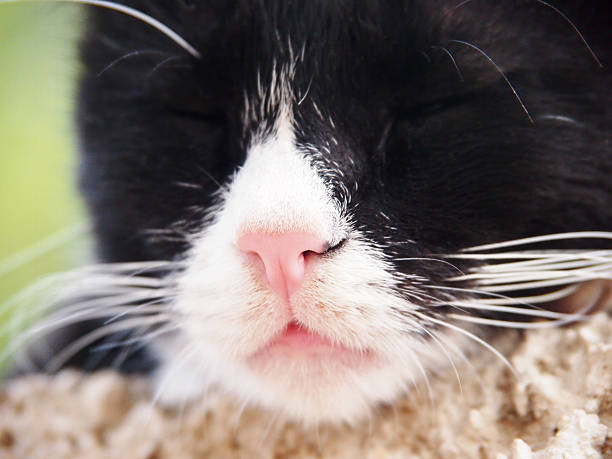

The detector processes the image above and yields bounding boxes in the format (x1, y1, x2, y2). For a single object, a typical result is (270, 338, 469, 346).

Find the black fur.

(72, 0, 610, 371)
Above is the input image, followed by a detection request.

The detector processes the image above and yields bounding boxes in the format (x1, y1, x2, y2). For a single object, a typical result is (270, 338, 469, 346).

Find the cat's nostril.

(237, 232, 328, 301)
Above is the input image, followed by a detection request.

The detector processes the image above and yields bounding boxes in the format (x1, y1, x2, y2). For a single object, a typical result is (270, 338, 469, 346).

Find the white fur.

(153, 74, 461, 425)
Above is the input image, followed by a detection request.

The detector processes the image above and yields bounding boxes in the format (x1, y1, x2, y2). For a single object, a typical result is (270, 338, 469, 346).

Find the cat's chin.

(236, 353, 404, 426)
(153, 337, 407, 426)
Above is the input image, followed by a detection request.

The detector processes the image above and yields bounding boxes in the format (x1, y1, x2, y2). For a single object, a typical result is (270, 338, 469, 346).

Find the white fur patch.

(153, 74, 456, 425)
(227, 110, 343, 244)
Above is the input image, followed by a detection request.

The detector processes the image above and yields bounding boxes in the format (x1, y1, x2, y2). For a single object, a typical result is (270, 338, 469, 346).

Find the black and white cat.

(15, 0, 612, 425)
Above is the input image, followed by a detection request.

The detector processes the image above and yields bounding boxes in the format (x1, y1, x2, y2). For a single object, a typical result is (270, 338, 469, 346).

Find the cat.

(13, 0, 612, 425)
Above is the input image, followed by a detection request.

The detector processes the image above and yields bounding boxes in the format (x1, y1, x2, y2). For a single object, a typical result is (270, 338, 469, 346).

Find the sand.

(1, 311, 610, 458)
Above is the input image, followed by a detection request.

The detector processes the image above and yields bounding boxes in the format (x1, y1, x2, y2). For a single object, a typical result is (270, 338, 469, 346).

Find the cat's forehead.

(188, 1, 440, 89)
(180, 1, 524, 126)
(184, 2, 448, 154)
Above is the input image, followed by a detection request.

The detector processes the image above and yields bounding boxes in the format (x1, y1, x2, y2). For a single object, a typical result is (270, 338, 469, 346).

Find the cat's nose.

(237, 232, 328, 301)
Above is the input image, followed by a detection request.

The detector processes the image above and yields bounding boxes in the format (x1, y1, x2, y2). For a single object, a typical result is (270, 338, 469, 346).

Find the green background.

(0, 3, 85, 361)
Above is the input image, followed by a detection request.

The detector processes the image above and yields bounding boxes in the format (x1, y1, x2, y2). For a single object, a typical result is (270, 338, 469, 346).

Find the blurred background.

(0, 3, 87, 365)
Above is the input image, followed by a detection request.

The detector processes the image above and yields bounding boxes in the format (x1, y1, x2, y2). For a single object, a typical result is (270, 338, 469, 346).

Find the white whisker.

(446, 250, 612, 260)
(450, 264, 612, 284)
(469, 275, 611, 293)
(0, 273, 76, 320)
(427, 284, 578, 306)
(452, 0, 601, 67)
(1, 257, 180, 371)
(421, 327, 463, 393)
(103, 298, 171, 324)
(0, 0, 200, 57)
(9, 299, 167, 341)
(462, 231, 612, 252)
(149, 345, 200, 412)
(90, 322, 178, 352)
(79, 260, 186, 272)
(0, 222, 90, 278)
(448, 292, 597, 329)
(438, 301, 575, 319)
(395, 257, 465, 275)
(448, 39, 533, 123)
(448, 313, 585, 329)
(471, 255, 612, 272)
(146, 55, 185, 79)
(43, 315, 169, 372)
(407, 348, 435, 407)
(415, 311, 518, 378)
(97, 49, 165, 77)
(431, 45, 464, 81)
(468, 285, 579, 305)
(533, 0, 602, 67)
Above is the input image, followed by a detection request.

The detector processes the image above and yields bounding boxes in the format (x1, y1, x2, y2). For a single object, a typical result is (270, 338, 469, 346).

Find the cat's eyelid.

(394, 96, 466, 122)
(166, 106, 227, 126)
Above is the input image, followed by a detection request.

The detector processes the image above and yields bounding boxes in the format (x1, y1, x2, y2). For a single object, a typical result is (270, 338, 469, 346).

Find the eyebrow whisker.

(0, 0, 201, 58)
(448, 39, 533, 123)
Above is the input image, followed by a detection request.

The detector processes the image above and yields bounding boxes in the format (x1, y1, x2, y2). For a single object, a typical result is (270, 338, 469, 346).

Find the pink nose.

(237, 232, 328, 301)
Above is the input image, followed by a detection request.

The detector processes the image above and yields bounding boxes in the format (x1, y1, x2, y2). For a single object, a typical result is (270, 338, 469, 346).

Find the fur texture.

(23, 0, 611, 424)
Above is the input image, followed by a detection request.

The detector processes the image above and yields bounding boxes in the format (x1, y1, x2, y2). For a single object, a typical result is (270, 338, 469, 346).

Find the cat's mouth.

(249, 321, 374, 361)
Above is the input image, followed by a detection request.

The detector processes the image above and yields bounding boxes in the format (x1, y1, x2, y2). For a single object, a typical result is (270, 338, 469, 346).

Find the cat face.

(74, 1, 610, 423)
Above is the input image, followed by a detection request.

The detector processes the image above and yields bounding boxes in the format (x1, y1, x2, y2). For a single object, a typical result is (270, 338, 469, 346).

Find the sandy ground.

(1, 311, 611, 459)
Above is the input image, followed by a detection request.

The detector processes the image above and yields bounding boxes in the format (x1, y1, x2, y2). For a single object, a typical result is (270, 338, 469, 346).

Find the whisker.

(103, 297, 171, 325)
(469, 255, 612, 272)
(431, 45, 464, 81)
(1, 275, 63, 317)
(143, 228, 189, 245)
(0, 0, 200, 57)
(10, 299, 167, 341)
(434, 329, 488, 393)
(437, 301, 575, 319)
(452, 0, 474, 9)
(43, 315, 169, 372)
(108, 323, 179, 375)
(444, 248, 612, 294)
(97, 49, 166, 77)
(174, 181, 203, 190)
(395, 257, 466, 275)
(400, 288, 443, 305)
(468, 275, 612, 293)
(533, 0, 602, 67)
(448, 313, 585, 329)
(196, 165, 225, 189)
(415, 311, 518, 378)
(2, 300, 170, 366)
(448, 291, 597, 329)
(149, 345, 200, 411)
(458, 273, 612, 292)
(448, 39, 533, 123)
(407, 348, 435, 408)
(146, 55, 185, 79)
(91, 323, 178, 353)
(445, 250, 612, 260)
(426, 284, 578, 306)
(462, 231, 612, 252)
(0, 222, 90, 278)
(67, 274, 172, 289)
(420, 327, 463, 393)
(1, 258, 181, 369)
(450, 264, 612, 283)
(452, 0, 601, 67)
